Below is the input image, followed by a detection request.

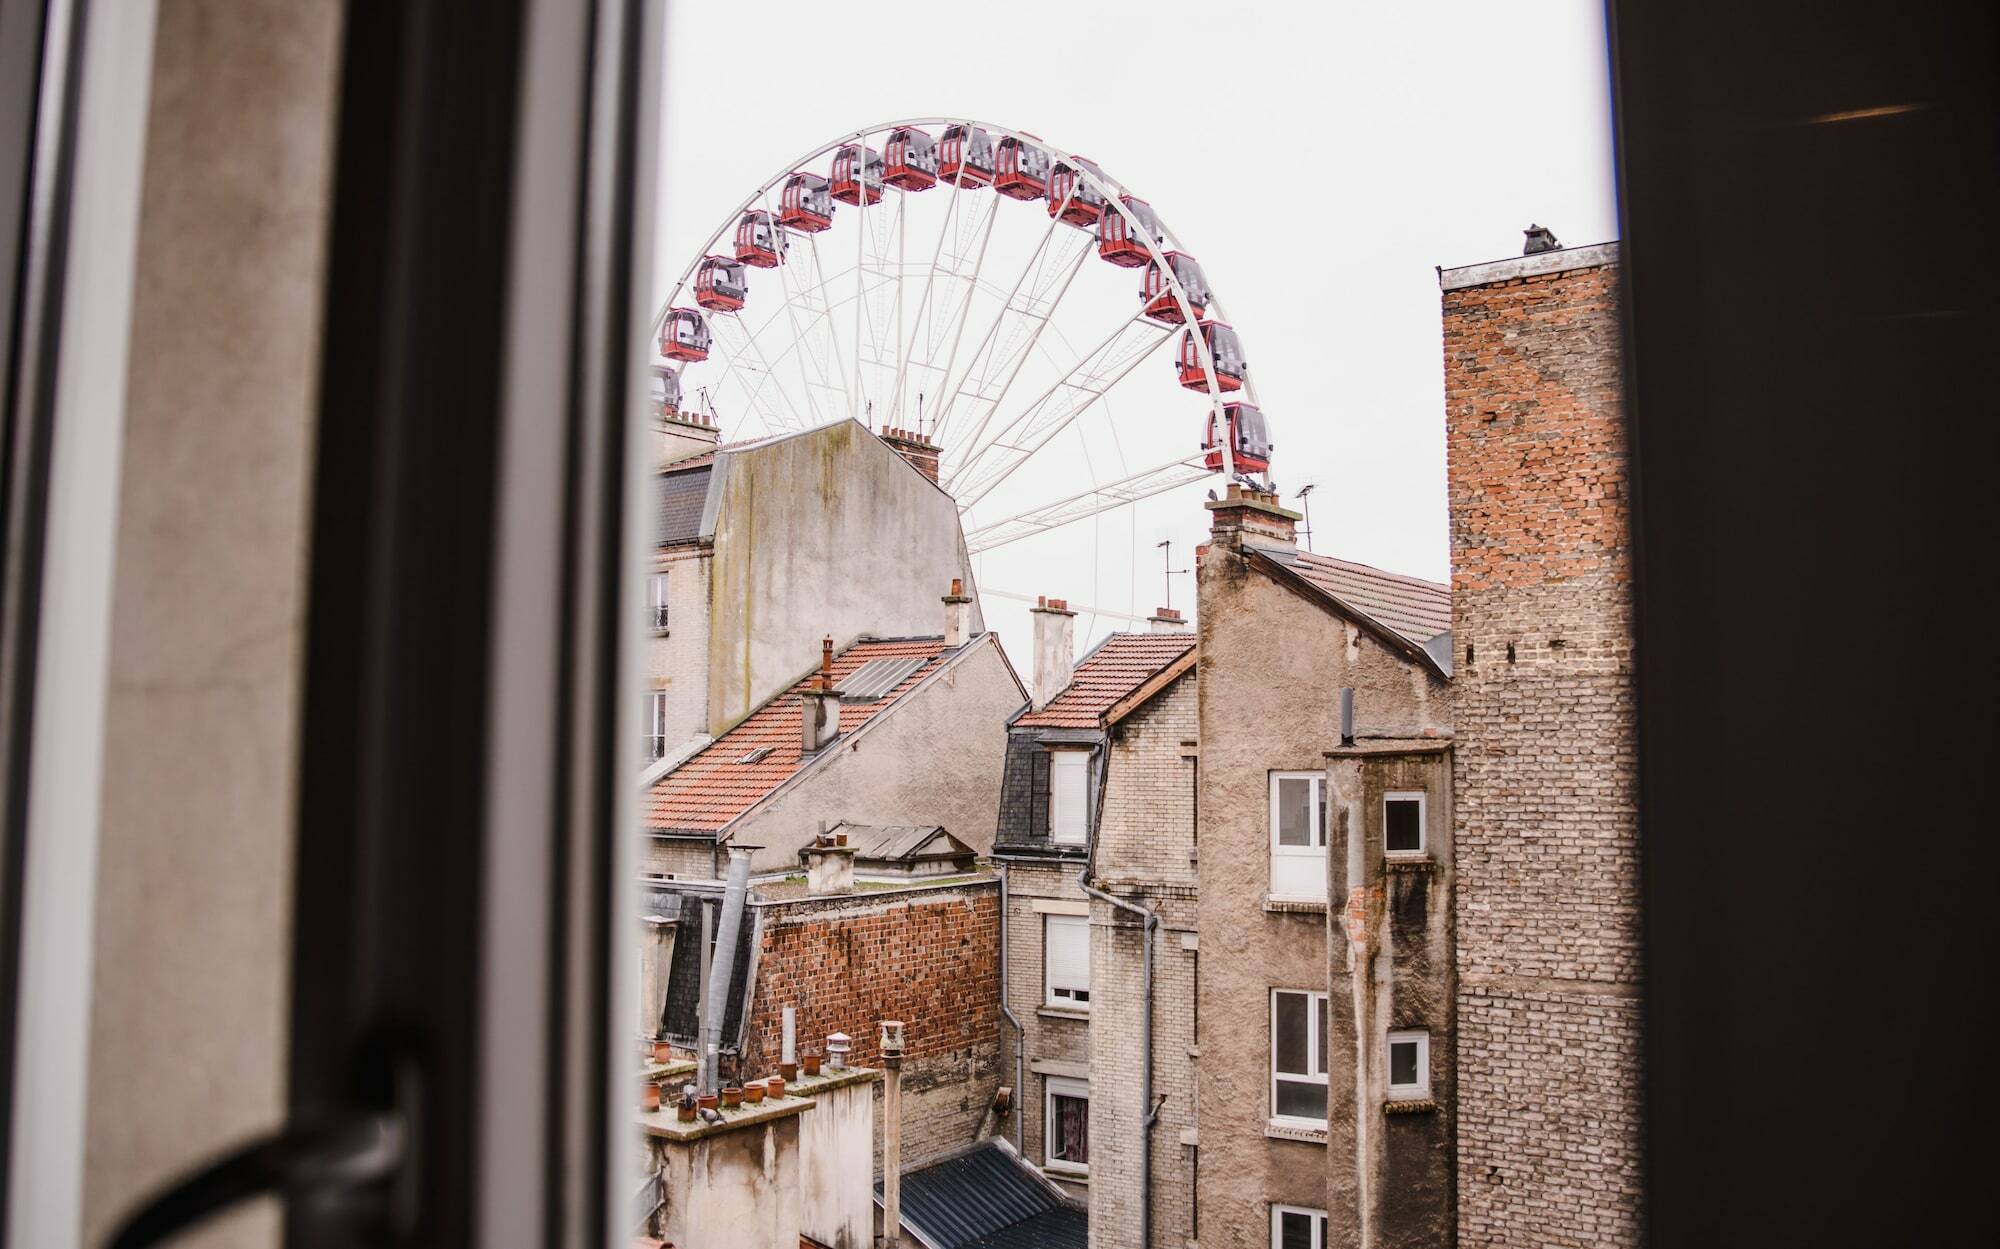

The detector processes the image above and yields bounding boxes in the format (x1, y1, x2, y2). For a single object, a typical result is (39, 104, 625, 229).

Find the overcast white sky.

(653, 0, 1618, 666)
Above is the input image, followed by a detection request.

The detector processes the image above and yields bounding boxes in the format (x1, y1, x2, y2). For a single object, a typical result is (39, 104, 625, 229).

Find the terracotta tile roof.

(1012, 632, 1196, 729)
(645, 637, 951, 833)
(1271, 549, 1451, 646)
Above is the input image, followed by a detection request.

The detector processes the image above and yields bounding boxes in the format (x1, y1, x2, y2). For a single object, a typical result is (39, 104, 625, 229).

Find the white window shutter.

(1050, 751, 1088, 844)
(1045, 915, 1089, 998)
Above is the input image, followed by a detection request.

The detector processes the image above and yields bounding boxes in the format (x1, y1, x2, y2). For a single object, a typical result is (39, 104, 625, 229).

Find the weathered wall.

(740, 883, 1001, 1173)
(1195, 532, 1451, 1249)
(705, 420, 983, 735)
(1443, 249, 1642, 1248)
(797, 1075, 878, 1249)
(727, 637, 1022, 873)
(647, 545, 712, 752)
(648, 1113, 805, 1249)
(996, 859, 1090, 1202)
(643, 837, 717, 879)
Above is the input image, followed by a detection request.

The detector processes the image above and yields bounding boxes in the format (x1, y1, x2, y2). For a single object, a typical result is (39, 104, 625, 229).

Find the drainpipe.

(997, 861, 1026, 1152)
(1078, 853, 1158, 1247)
(701, 846, 752, 1094)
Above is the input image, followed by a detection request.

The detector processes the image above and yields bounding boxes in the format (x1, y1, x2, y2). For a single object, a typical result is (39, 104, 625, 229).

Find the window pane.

(1386, 796, 1422, 852)
(1277, 777, 1313, 846)
(1274, 992, 1307, 1075)
(1275, 1078, 1327, 1120)
(1052, 1092, 1089, 1165)
(1279, 1211, 1314, 1249)
(1390, 1039, 1418, 1087)
(1316, 996, 1329, 1075)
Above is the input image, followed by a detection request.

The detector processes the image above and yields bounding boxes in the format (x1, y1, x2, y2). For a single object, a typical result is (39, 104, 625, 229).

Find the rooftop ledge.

(1437, 241, 1620, 291)
(637, 1092, 812, 1142)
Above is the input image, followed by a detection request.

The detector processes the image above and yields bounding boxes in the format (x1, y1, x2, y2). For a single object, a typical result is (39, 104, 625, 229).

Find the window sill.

(1385, 856, 1435, 874)
(1037, 1005, 1090, 1023)
(1042, 1167, 1088, 1186)
(1264, 1119, 1328, 1145)
(1262, 895, 1328, 915)
(1385, 1097, 1437, 1115)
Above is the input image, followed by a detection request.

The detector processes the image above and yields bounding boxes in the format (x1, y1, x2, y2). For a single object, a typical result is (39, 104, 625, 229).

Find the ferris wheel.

(650, 117, 1274, 560)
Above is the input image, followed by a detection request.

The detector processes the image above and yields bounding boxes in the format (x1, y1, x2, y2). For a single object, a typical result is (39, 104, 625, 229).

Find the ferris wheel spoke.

(962, 454, 1214, 553)
(948, 315, 1173, 508)
(916, 192, 999, 429)
(709, 313, 809, 433)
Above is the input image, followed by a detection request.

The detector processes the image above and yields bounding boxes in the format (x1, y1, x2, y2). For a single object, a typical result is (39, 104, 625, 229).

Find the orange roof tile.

(645, 637, 951, 833)
(1275, 550, 1450, 646)
(1012, 633, 1196, 730)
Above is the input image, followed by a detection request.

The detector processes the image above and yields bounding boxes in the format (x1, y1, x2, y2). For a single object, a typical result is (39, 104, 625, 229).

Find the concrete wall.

(81, 5, 342, 1246)
(1442, 250, 1642, 1249)
(996, 859, 1089, 1203)
(704, 420, 983, 735)
(797, 1074, 879, 1249)
(647, 1110, 805, 1249)
(1194, 529, 1451, 1249)
(726, 636, 1022, 874)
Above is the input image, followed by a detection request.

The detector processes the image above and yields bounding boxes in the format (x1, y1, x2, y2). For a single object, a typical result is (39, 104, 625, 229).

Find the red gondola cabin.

(779, 172, 834, 232)
(1047, 156, 1107, 228)
(1176, 320, 1245, 392)
(994, 136, 1050, 201)
(883, 127, 939, 191)
(939, 124, 995, 187)
(1097, 195, 1162, 267)
(1140, 252, 1211, 324)
(830, 145, 884, 206)
(734, 210, 788, 268)
(650, 365, 682, 421)
(694, 256, 748, 313)
(660, 307, 710, 363)
(1204, 402, 1272, 474)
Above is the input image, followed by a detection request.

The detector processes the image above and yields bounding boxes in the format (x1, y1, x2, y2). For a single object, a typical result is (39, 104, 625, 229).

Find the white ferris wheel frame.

(652, 117, 1262, 552)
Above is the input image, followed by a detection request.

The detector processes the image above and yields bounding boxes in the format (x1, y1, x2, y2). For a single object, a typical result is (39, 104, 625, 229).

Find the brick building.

(1193, 486, 1454, 1249)
(1439, 240, 1642, 1247)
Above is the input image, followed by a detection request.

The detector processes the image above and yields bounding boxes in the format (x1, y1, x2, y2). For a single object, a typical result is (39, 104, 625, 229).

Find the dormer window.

(1049, 749, 1089, 845)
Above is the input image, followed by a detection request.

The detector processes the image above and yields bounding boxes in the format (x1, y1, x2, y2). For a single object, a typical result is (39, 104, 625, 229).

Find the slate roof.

(1261, 548, 1451, 647)
(836, 823, 974, 863)
(655, 464, 712, 546)
(644, 637, 952, 834)
(882, 1141, 1085, 1249)
(1011, 632, 1196, 729)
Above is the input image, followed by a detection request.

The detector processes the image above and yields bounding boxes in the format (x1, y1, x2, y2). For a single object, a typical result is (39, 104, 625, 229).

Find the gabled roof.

(1011, 632, 1196, 730)
(645, 637, 955, 834)
(1249, 546, 1452, 678)
(834, 823, 974, 864)
(882, 1141, 1085, 1249)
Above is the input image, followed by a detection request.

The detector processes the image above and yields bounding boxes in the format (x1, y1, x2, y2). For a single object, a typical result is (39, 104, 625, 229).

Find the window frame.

(1387, 1028, 1431, 1101)
(1043, 913, 1090, 1010)
(1268, 771, 1328, 900)
(1383, 789, 1427, 859)
(647, 570, 670, 632)
(1270, 1204, 1330, 1249)
(1270, 987, 1330, 1126)
(1048, 747, 1090, 847)
(1044, 1075, 1090, 1176)
(646, 689, 668, 760)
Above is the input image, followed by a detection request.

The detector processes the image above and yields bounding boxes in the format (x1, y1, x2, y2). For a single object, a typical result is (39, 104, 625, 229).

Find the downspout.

(1078, 743, 1160, 1249)
(701, 846, 752, 1095)
(998, 861, 1026, 1152)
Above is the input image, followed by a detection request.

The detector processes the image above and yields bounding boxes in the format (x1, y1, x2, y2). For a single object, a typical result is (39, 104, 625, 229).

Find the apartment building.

(1194, 486, 1454, 1249)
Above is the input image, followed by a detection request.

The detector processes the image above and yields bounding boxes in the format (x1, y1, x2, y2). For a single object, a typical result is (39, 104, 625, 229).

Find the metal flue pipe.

(701, 847, 752, 1094)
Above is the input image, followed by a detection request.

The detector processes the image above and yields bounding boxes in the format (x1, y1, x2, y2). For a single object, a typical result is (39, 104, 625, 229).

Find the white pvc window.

(645, 690, 667, 760)
(1045, 1076, 1090, 1175)
(1050, 749, 1089, 846)
(1269, 772, 1327, 899)
(1384, 790, 1426, 857)
(1388, 1029, 1431, 1100)
(1044, 914, 1090, 1009)
(1271, 1205, 1329, 1249)
(647, 571, 670, 632)
(1271, 989, 1329, 1123)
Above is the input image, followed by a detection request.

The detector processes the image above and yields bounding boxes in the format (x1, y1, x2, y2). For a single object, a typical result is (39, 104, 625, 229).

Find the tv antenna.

(1156, 539, 1190, 612)
(1294, 483, 1317, 552)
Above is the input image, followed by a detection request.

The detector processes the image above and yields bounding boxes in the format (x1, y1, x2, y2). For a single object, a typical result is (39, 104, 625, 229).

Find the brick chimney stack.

(801, 635, 840, 753)
(1148, 606, 1190, 634)
(660, 408, 720, 467)
(942, 578, 973, 647)
(1204, 482, 1300, 551)
(1029, 596, 1076, 711)
(880, 425, 941, 486)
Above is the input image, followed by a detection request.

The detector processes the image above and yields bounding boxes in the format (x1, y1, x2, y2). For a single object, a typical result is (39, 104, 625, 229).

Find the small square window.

(1271, 1205, 1328, 1249)
(1045, 1076, 1089, 1175)
(1384, 791, 1426, 856)
(1388, 1029, 1430, 1100)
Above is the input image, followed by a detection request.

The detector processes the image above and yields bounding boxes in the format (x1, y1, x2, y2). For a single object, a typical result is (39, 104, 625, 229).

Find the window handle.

(104, 1110, 406, 1249)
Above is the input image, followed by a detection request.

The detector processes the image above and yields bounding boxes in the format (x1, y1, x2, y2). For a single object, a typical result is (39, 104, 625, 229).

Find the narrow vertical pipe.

(997, 862, 1025, 1153)
(701, 847, 752, 1094)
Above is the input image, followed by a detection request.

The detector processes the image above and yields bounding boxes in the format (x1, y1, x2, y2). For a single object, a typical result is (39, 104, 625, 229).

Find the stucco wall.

(648, 1113, 805, 1249)
(1195, 535, 1451, 1249)
(798, 1076, 878, 1249)
(647, 546, 712, 752)
(726, 637, 1022, 874)
(704, 420, 983, 735)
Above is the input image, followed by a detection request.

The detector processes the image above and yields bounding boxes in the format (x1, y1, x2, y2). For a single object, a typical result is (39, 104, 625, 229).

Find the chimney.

(1148, 606, 1190, 634)
(1522, 223, 1561, 255)
(801, 823, 856, 895)
(1204, 482, 1300, 551)
(660, 407, 720, 467)
(638, 915, 678, 1042)
(801, 635, 840, 753)
(880, 1021, 907, 1249)
(943, 578, 973, 647)
(880, 425, 941, 486)
(1029, 596, 1076, 711)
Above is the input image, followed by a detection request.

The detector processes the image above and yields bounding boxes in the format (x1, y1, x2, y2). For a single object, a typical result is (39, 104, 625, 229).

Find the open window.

(1384, 790, 1427, 857)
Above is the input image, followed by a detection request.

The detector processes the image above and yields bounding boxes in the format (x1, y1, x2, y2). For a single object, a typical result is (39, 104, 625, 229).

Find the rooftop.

(1262, 548, 1451, 649)
(1437, 239, 1619, 290)
(883, 1140, 1084, 1249)
(1012, 632, 1196, 730)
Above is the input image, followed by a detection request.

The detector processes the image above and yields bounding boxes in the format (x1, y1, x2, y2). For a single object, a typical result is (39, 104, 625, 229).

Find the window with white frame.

(647, 571, 670, 632)
(1388, 1029, 1430, 1100)
(1271, 989, 1329, 1123)
(1384, 790, 1426, 857)
(1044, 914, 1090, 1009)
(1044, 1076, 1089, 1174)
(1049, 749, 1089, 846)
(1269, 772, 1327, 898)
(1271, 1205, 1329, 1249)
(645, 690, 667, 760)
